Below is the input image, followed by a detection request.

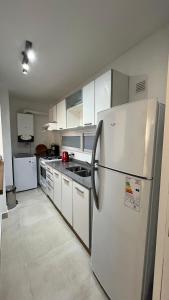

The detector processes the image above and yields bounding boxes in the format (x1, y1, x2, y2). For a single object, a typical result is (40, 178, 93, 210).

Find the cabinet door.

(61, 175, 73, 225)
(95, 70, 112, 124)
(49, 105, 57, 122)
(57, 100, 67, 129)
(53, 170, 62, 210)
(73, 182, 89, 247)
(83, 81, 95, 126)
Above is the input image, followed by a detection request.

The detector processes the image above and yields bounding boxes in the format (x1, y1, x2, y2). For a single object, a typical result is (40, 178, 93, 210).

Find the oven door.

(40, 161, 47, 193)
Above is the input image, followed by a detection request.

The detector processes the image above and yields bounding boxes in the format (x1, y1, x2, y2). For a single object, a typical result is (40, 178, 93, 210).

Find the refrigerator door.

(91, 166, 152, 300)
(97, 99, 158, 179)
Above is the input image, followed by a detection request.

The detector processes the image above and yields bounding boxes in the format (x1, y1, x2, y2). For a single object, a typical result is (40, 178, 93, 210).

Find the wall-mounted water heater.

(17, 113, 34, 142)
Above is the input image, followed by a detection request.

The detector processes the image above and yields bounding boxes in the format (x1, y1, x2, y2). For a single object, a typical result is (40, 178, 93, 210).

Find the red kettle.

(62, 151, 69, 162)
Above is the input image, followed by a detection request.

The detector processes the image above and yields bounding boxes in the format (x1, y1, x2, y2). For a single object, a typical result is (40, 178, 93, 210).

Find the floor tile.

(0, 188, 108, 300)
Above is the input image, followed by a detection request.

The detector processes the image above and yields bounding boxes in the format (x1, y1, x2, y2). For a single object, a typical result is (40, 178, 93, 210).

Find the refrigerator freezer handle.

(91, 119, 103, 209)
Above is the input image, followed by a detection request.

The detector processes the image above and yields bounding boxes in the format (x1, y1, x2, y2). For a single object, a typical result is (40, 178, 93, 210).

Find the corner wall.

(110, 24, 169, 103)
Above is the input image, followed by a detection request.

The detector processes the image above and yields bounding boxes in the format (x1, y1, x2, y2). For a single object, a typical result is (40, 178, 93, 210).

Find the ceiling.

(0, 0, 169, 103)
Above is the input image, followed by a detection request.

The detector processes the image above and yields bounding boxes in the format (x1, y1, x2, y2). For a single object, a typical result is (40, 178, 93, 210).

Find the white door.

(83, 81, 95, 126)
(95, 70, 112, 124)
(91, 166, 152, 300)
(61, 175, 73, 225)
(57, 99, 66, 129)
(53, 170, 62, 210)
(14, 157, 37, 192)
(97, 99, 158, 179)
(73, 182, 89, 247)
(161, 233, 169, 300)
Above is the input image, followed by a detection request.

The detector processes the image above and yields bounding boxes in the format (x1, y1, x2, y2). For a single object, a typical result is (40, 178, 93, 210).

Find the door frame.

(153, 56, 169, 300)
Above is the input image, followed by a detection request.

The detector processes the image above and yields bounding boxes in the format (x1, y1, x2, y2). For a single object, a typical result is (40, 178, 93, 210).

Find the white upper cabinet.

(94, 70, 112, 124)
(57, 99, 67, 130)
(49, 105, 57, 123)
(83, 81, 95, 126)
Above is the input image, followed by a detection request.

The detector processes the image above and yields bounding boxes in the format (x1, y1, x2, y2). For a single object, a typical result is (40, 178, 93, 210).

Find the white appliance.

(13, 154, 37, 192)
(17, 113, 34, 142)
(39, 157, 61, 194)
(91, 99, 164, 300)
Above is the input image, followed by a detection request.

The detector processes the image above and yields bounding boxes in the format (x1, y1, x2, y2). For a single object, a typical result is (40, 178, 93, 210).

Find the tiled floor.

(0, 188, 108, 300)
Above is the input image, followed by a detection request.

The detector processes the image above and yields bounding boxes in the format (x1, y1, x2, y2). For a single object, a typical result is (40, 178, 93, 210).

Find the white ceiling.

(0, 0, 169, 103)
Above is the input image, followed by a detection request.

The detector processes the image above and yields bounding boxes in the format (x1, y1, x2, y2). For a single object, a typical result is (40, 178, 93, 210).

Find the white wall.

(0, 85, 13, 186)
(110, 24, 169, 103)
(9, 97, 50, 155)
(0, 84, 13, 214)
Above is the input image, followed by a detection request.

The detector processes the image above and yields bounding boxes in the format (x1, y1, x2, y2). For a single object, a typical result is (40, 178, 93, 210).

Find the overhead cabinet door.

(57, 100, 67, 129)
(83, 81, 95, 126)
(95, 70, 112, 124)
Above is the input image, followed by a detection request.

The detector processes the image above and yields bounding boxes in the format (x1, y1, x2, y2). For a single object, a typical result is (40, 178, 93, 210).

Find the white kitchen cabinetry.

(83, 81, 95, 126)
(49, 105, 57, 123)
(53, 170, 62, 211)
(57, 100, 67, 129)
(61, 175, 73, 225)
(73, 182, 89, 247)
(94, 70, 112, 123)
(94, 70, 129, 124)
(46, 166, 54, 201)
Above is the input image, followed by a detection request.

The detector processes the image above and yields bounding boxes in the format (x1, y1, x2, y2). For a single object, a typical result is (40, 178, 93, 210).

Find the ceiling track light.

(22, 51, 29, 74)
(21, 40, 36, 74)
(25, 40, 36, 62)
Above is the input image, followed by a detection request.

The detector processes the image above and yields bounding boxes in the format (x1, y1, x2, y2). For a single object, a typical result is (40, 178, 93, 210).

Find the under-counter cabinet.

(61, 175, 73, 225)
(53, 170, 62, 211)
(73, 182, 90, 248)
(57, 99, 67, 129)
(83, 81, 95, 126)
(46, 166, 54, 201)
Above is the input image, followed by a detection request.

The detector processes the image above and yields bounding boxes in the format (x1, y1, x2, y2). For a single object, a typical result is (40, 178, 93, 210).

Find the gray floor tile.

(0, 188, 108, 300)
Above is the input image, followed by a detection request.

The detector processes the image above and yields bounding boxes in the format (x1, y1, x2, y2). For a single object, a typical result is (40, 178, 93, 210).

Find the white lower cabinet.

(73, 182, 89, 248)
(61, 175, 73, 225)
(53, 170, 62, 210)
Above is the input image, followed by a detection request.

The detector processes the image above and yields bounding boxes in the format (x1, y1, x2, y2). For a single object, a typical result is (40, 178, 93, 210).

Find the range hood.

(42, 121, 57, 131)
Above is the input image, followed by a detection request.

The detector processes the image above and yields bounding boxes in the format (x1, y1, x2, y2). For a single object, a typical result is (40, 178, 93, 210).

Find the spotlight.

(22, 69, 28, 75)
(22, 51, 29, 73)
(26, 41, 36, 62)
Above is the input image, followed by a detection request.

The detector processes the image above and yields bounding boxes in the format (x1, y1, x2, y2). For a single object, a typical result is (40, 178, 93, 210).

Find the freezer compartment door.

(91, 167, 152, 300)
(97, 99, 158, 178)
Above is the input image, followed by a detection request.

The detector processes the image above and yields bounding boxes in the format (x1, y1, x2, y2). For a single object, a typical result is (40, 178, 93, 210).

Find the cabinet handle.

(59, 128, 63, 130)
(75, 187, 84, 194)
(54, 172, 59, 177)
(84, 122, 92, 126)
(63, 178, 69, 184)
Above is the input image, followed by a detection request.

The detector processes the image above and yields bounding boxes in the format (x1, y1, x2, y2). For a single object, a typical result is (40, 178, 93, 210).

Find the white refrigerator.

(91, 99, 164, 300)
(13, 154, 37, 192)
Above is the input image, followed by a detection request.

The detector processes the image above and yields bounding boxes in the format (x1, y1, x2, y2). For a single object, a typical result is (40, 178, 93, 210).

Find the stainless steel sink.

(75, 170, 91, 177)
(66, 166, 91, 177)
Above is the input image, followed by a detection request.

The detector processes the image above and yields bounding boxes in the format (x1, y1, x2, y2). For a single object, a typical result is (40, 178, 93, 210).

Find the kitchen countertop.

(0, 161, 4, 195)
(47, 160, 92, 190)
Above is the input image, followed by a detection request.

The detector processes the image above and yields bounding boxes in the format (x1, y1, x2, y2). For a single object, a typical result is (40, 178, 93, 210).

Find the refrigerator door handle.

(91, 119, 103, 209)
